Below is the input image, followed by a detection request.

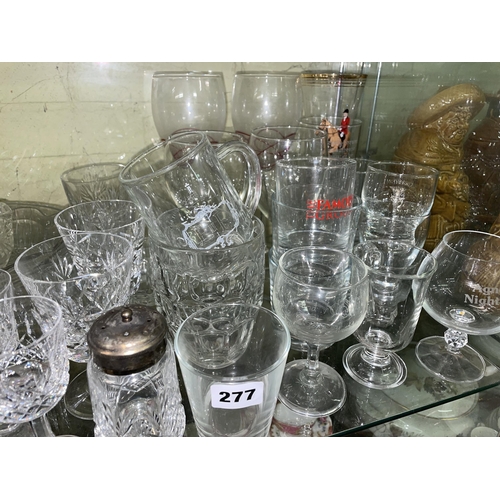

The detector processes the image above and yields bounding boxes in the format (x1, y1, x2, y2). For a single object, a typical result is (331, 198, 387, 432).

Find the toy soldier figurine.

(339, 109, 350, 146)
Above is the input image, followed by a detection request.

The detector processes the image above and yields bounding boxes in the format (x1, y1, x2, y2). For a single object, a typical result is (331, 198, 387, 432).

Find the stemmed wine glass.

(273, 246, 369, 417)
(0, 295, 69, 434)
(151, 71, 227, 140)
(343, 240, 438, 389)
(15, 233, 134, 419)
(415, 230, 500, 383)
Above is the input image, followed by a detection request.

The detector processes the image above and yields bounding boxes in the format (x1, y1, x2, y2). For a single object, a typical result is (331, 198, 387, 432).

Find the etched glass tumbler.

(273, 246, 369, 417)
(60, 162, 128, 205)
(148, 216, 265, 337)
(416, 230, 500, 383)
(54, 200, 145, 295)
(15, 233, 134, 364)
(151, 71, 227, 140)
(0, 296, 69, 427)
(343, 240, 438, 389)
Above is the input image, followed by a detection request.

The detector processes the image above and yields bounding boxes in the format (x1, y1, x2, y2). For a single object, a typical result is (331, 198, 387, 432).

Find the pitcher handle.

(216, 141, 262, 215)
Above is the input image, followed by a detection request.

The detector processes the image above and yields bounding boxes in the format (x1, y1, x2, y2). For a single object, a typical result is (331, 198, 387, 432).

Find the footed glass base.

(343, 344, 407, 389)
(64, 370, 94, 421)
(278, 359, 346, 418)
(415, 336, 486, 384)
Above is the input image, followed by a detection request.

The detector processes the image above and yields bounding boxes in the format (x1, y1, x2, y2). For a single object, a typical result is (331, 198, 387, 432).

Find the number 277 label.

(210, 381, 264, 409)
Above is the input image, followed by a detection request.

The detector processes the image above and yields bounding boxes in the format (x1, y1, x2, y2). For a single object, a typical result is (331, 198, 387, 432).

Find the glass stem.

(444, 329, 468, 354)
(361, 347, 391, 367)
(300, 343, 322, 386)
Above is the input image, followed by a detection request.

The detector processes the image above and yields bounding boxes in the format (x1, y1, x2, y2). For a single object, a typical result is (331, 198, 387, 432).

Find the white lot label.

(210, 381, 264, 409)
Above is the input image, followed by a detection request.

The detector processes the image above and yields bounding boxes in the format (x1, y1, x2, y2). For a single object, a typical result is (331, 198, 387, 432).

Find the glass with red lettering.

(272, 195, 361, 261)
(275, 157, 357, 207)
(174, 303, 290, 437)
(274, 157, 358, 257)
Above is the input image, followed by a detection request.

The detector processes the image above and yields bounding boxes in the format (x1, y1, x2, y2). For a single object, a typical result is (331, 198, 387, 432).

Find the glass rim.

(366, 161, 439, 178)
(442, 230, 500, 265)
(277, 245, 369, 291)
(120, 132, 209, 185)
(276, 156, 358, 169)
(0, 295, 63, 356)
(54, 199, 144, 231)
(60, 162, 126, 183)
(353, 240, 438, 279)
(174, 302, 291, 380)
(152, 71, 224, 78)
(14, 233, 134, 285)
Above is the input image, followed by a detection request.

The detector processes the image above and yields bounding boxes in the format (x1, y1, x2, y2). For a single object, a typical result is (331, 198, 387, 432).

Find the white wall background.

(1, 61, 499, 206)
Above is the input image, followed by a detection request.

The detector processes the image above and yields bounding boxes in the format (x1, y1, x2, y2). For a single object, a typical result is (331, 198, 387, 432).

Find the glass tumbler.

(60, 162, 128, 205)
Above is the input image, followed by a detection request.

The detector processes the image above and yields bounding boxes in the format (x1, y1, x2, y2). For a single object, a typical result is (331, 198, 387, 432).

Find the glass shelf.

(2, 199, 500, 437)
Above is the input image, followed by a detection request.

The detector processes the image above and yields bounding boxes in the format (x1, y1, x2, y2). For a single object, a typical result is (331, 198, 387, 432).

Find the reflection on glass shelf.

(328, 309, 500, 436)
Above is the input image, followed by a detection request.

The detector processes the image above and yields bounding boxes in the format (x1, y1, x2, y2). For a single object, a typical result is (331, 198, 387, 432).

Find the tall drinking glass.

(149, 216, 265, 337)
(175, 303, 291, 437)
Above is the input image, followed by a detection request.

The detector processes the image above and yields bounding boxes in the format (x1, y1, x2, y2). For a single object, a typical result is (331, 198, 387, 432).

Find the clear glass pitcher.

(119, 131, 261, 250)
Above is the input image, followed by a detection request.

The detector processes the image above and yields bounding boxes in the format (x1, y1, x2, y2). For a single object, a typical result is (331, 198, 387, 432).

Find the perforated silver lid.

(87, 304, 169, 375)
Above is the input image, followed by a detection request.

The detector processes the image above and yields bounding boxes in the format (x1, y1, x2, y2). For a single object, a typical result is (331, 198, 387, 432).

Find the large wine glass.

(231, 72, 302, 141)
(151, 71, 227, 140)
(273, 246, 369, 417)
(415, 230, 500, 383)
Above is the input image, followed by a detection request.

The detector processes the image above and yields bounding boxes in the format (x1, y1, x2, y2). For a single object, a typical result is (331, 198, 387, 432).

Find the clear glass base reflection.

(343, 344, 407, 389)
(64, 370, 94, 421)
(278, 359, 346, 418)
(415, 335, 486, 383)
